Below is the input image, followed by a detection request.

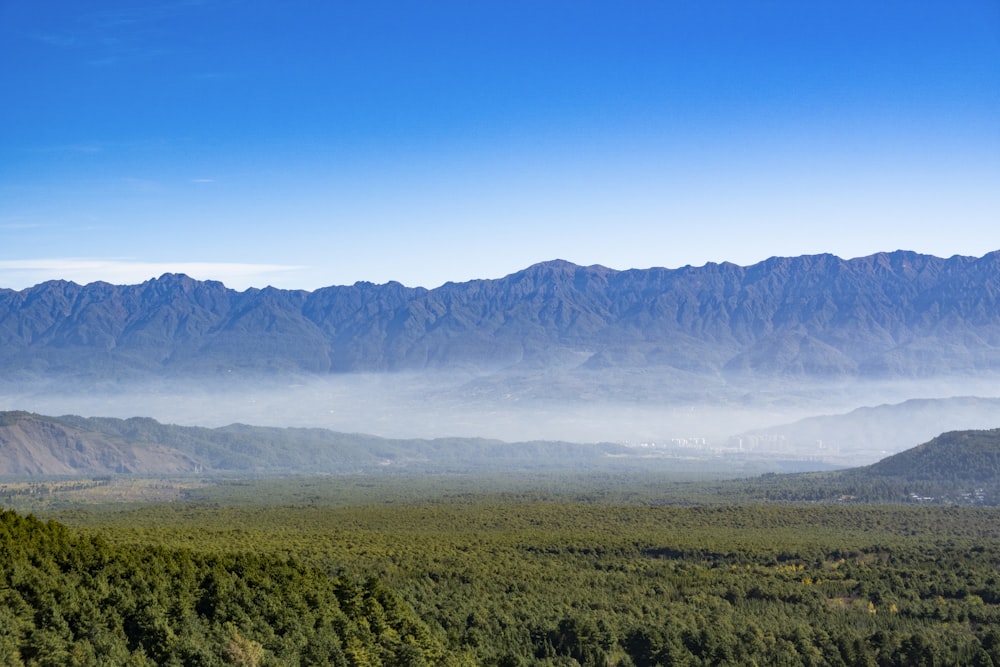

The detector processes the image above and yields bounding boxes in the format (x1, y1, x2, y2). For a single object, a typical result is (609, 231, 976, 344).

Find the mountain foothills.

(4, 409, 1000, 506)
(736, 428, 1000, 505)
(3, 250, 1000, 380)
(0, 410, 647, 477)
(6, 434, 1000, 665)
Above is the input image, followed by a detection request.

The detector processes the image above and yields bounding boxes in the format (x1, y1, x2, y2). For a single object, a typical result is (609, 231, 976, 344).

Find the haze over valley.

(3, 1, 997, 474)
(3, 250, 1000, 469)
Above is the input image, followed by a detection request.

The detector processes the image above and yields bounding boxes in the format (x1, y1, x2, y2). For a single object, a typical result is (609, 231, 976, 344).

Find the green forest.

(3, 473, 1000, 666)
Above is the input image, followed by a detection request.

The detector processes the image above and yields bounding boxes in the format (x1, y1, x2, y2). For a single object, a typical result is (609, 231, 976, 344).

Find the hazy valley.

(5, 251, 1000, 666)
(2, 250, 1000, 467)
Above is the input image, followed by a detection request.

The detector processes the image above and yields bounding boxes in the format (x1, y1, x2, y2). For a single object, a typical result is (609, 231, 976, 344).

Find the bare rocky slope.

(3, 250, 1000, 382)
(0, 411, 199, 475)
(0, 411, 639, 476)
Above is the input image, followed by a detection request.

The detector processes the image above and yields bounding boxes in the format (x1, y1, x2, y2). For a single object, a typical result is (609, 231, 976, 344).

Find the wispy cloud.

(30, 32, 78, 48)
(120, 177, 163, 193)
(191, 71, 239, 81)
(29, 1, 222, 66)
(26, 142, 104, 155)
(25, 137, 172, 156)
(0, 225, 45, 234)
(0, 259, 306, 291)
(85, 0, 218, 29)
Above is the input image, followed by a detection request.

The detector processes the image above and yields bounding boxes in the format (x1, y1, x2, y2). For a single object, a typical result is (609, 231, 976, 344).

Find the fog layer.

(4, 370, 999, 466)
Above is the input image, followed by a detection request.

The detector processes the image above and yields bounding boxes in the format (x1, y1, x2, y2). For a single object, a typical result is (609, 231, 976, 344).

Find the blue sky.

(2, 1, 998, 290)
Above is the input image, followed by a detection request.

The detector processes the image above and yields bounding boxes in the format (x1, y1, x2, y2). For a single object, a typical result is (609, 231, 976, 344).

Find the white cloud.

(0, 259, 306, 291)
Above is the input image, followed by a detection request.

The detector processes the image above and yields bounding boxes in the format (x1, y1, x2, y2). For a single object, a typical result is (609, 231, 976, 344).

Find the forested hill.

(862, 428, 1000, 483)
(737, 428, 1000, 505)
(3, 250, 1000, 380)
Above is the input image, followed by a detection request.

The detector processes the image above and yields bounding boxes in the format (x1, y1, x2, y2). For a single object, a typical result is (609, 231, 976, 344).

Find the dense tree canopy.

(5, 474, 1000, 665)
(0, 510, 452, 666)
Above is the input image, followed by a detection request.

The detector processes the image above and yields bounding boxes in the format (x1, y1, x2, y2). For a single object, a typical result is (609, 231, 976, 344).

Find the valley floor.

(2, 474, 997, 665)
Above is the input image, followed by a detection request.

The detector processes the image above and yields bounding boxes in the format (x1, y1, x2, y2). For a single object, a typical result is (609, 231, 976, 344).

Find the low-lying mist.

(3, 369, 999, 466)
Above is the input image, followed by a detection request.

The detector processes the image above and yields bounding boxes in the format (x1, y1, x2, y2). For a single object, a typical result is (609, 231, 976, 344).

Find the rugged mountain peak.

(1, 250, 999, 380)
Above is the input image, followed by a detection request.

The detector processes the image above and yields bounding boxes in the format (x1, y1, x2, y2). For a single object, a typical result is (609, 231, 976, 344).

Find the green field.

(3, 474, 1000, 665)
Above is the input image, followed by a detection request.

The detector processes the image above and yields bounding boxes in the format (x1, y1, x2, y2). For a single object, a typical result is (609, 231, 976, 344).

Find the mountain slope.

(0, 411, 652, 476)
(736, 428, 1000, 505)
(3, 250, 1000, 381)
(863, 428, 1000, 483)
(737, 396, 1000, 464)
(0, 411, 199, 475)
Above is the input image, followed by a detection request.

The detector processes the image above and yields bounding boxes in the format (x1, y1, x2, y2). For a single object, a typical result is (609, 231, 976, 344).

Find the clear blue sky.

(2, 1, 998, 290)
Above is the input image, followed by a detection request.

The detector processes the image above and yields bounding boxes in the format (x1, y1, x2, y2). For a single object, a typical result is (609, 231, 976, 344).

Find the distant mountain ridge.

(3, 250, 1000, 380)
(0, 410, 653, 476)
(738, 396, 1000, 464)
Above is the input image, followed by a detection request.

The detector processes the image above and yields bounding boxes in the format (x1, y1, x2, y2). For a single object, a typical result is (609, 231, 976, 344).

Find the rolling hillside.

(0, 411, 655, 476)
(737, 428, 1000, 505)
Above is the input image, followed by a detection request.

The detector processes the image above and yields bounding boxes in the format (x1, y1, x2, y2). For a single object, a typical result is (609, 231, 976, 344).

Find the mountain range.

(4, 250, 1000, 382)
